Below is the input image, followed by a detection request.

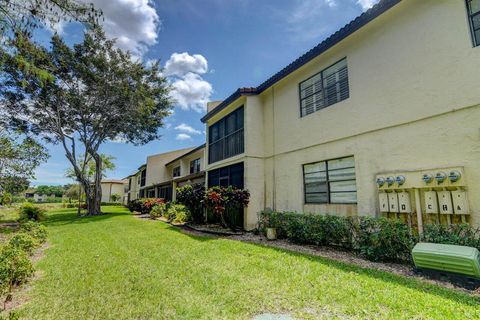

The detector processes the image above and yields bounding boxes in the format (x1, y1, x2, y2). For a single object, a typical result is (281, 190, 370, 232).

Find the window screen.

(303, 156, 357, 204)
(467, 0, 480, 46)
(208, 107, 244, 164)
(299, 58, 349, 117)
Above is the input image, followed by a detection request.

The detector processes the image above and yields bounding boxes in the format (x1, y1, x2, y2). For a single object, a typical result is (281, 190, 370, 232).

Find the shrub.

(150, 203, 167, 219)
(18, 203, 46, 222)
(258, 211, 415, 263)
(127, 198, 164, 214)
(127, 199, 143, 213)
(8, 233, 38, 255)
(176, 184, 205, 223)
(0, 193, 13, 206)
(204, 186, 249, 230)
(0, 245, 34, 307)
(166, 204, 191, 223)
(20, 222, 48, 244)
(354, 217, 415, 262)
(422, 223, 480, 248)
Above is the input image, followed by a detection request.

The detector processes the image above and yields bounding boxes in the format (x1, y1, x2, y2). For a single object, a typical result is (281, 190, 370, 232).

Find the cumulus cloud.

(165, 52, 213, 112)
(169, 71, 213, 113)
(356, 0, 379, 10)
(78, 0, 160, 57)
(176, 133, 192, 141)
(175, 123, 202, 135)
(165, 52, 208, 76)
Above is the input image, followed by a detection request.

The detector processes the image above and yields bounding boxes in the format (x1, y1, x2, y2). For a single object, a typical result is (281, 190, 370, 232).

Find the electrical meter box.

(424, 191, 438, 214)
(452, 190, 469, 215)
(388, 193, 399, 213)
(398, 192, 412, 213)
(379, 193, 389, 213)
(438, 191, 453, 214)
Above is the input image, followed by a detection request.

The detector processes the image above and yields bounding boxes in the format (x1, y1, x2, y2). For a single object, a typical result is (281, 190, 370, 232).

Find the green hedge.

(259, 211, 480, 263)
(258, 211, 416, 263)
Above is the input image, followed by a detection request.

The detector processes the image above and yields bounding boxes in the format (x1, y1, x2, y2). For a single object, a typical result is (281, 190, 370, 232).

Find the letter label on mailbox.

(398, 192, 412, 213)
(379, 193, 389, 213)
(452, 190, 469, 215)
(424, 191, 438, 214)
(438, 191, 453, 214)
(388, 193, 399, 213)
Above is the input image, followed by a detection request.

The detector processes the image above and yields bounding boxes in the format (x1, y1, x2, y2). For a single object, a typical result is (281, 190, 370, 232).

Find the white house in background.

(100, 179, 128, 203)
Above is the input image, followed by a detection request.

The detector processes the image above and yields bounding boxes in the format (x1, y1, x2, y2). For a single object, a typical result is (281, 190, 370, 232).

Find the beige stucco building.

(202, 0, 480, 230)
(100, 179, 128, 203)
(125, 145, 206, 202)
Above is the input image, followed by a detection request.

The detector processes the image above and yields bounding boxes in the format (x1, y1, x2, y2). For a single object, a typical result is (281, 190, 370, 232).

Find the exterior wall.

(101, 182, 127, 203)
(259, 0, 480, 224)
(127, 172, 140, 201)
(204, 0, 480, 229)
(144, 148, 194, 193)
(166, 147, 206, 200)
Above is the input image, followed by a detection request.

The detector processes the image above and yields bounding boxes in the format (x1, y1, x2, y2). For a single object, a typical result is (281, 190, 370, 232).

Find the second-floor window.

(208, 106, 244, 164)
(467, 0, 480, 46)
(128, 178, 132, 191)
(173, 166, 181, 177)
(190, 158, 201, 174)
(140, 169, 146, 187)
(299, 58, 349, 117)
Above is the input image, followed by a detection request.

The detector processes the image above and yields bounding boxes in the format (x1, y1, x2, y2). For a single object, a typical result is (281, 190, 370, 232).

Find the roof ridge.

(201, 0, 402, 123)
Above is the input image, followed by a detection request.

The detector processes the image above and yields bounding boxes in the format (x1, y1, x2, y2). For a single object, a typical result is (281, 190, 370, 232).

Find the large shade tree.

(0, 28, 172, 215)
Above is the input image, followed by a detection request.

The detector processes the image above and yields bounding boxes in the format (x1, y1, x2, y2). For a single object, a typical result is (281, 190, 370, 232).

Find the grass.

(11, 206, 480, 319)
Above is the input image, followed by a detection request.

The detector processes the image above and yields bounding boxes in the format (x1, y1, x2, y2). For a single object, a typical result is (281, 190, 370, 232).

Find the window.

(157, 185, 172, 201)
(303, 156, 357, 204)
(467, 0, 480, 46)
(299, 58, 349, 117)
(190, 158, 201, 174)
(140, 169, 146, 187)
(208, 107, 244, 164)
(208, 162, 244, 189)
(128, 178, 132, 191)
(173, 166, 181, 177)
(146, 189, 155, 198)
(139, 189, 145, 198)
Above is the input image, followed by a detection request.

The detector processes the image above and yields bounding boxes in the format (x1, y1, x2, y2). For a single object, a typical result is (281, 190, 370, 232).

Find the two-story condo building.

(125, 145, 206, 202)
(202, 0, 480, 230)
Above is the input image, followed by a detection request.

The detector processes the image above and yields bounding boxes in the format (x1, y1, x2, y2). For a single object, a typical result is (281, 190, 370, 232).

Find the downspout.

(272, 86, 276, 211)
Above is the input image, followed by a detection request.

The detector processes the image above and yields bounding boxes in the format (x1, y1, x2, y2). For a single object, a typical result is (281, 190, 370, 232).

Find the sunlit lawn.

(12, 206, 480, 319)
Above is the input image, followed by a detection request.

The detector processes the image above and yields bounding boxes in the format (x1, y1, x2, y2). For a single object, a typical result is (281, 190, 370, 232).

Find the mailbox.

(398, 192, 412, 213)
(438, 191, 453, 214)
(424, 191, 438, 214)
(452, 190, 469, 215)
(388, 193, 399, 213)
(379, 193, 389, 212)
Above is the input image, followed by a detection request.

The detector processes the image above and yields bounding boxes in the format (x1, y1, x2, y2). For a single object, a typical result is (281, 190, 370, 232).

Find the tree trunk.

(90, 152, 103, 215)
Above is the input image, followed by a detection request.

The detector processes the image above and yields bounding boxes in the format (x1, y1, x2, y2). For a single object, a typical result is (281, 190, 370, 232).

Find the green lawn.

(13, 206, 480, 319)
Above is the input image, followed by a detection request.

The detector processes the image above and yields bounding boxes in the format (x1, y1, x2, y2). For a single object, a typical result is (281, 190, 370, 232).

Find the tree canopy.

(0, 27, 172, 215)
(0, 133, 49, 195)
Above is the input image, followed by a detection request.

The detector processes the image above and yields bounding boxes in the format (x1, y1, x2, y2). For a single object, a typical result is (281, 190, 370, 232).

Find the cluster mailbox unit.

(376, 167, 469, 232)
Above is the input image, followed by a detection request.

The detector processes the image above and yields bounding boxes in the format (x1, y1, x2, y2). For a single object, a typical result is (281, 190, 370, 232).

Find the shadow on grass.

(44, 207, 128, 227)
(164, 223, 480, 307)
(44, 208, 480, 307)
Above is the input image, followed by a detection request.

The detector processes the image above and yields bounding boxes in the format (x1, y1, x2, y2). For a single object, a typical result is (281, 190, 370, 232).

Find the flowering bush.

(176, 183, 205, 223)
(204, 186, 250, 230)
(127, 198, 165, 214)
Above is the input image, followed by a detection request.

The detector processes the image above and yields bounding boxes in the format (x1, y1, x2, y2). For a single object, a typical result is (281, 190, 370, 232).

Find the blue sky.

(33, 0, 378, 186)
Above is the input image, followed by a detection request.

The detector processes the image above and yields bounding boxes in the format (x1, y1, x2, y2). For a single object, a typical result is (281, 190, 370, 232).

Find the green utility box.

(412, 243, 480, 278)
